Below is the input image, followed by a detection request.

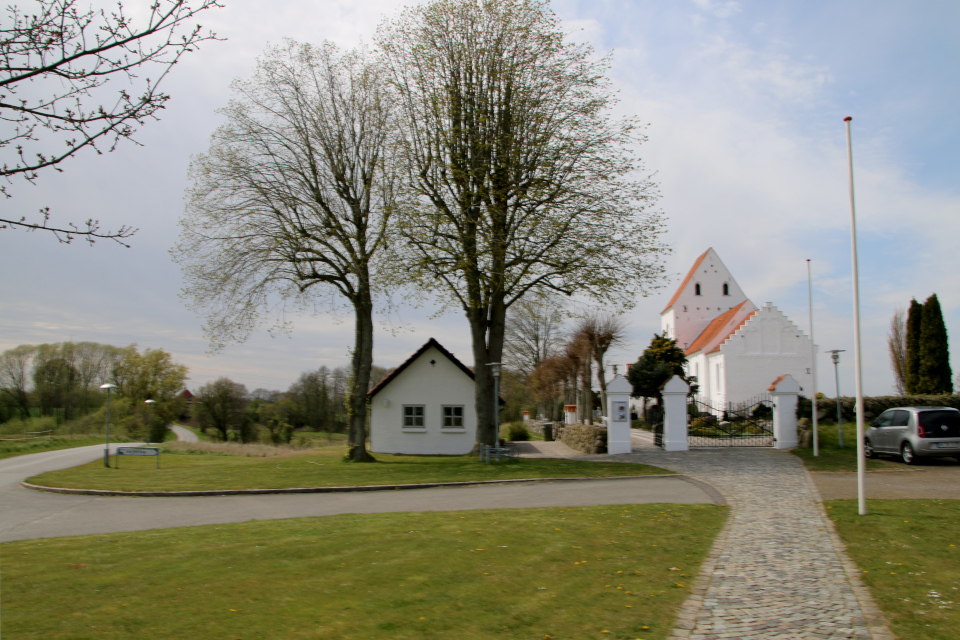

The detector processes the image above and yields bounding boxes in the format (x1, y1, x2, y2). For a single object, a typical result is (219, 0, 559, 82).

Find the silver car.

(864, 407, 960, 464)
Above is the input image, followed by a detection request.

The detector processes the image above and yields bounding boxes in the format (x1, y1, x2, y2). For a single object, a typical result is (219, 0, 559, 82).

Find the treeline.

(189, 365, 391, 443)
(889, 294, 953, 395)
(0, 342, 189, 441)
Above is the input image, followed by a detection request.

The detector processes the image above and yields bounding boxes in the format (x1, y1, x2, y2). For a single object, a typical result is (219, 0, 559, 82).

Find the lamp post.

(487, 363, 502, 446)
(807, 259, 819, 456)
(828, 350, 846, 448)
(100, 383, 118, 467)
(144, 399, 157, 444)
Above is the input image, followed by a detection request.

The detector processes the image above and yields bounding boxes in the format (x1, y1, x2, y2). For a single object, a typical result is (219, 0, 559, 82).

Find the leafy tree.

(194, 377, 250, 442)
(917, 294, 952, 394)
(0, 0, 223, 245)
(380, 0, 666, 445)
(905, 298, 922, 393)
(32, 355, 79, 417)
(175, 41, 395, 461)
(111, 345, 188, 439)
(627, 333, 696, 409)
(887, 307, 907, 395)
(0, 344, 36, 418)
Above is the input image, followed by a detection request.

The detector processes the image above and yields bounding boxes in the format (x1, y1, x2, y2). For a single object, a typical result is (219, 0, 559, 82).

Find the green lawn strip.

(0, 436, 136, 461)
(790, 421, 901, 472)
(1, 504, 726, 640)
(26, 446, 672, 492)
(826, 499, 960, 640)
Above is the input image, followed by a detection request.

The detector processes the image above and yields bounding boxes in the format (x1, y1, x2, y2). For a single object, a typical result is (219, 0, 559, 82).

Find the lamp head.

(486, 362, 502, 379)
(100, 383, 118, 391)
(144, 399, 157, 405)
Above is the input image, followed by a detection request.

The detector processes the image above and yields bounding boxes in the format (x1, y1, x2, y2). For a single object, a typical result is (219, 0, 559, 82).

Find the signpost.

(116, 447, 160, 469)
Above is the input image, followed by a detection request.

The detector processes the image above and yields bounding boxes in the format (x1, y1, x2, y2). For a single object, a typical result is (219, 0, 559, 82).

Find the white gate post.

(770, 374, 801, 449)
(662, 375, 690, 452)
(605, 375, 633, 454)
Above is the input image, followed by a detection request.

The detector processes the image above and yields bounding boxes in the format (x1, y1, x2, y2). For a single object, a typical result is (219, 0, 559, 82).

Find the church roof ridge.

(660, 248, 712, 314)
(684, 300, 755, 356)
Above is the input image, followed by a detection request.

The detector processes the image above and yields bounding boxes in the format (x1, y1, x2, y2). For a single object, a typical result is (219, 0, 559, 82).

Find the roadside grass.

(791, 421, 901, 472)
(0, 435, 136, 461)
(26, 444, 672, 492)
(826, 499, 960, 640)
(0, 504, 726, 640)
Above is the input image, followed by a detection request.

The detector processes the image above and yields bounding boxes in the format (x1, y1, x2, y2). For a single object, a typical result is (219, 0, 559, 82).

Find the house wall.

(369, 345, 477, 455)
(660, 248, 748, 351)
(720, 303, 815, 406)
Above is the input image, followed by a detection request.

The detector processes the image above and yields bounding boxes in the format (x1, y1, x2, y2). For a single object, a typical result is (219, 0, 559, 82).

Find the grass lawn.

(826, 499, 960, 640)
(26, 444, 672, 492)
(0, 504, 726, 640)
(791, 421, 901, 472)
(0, 436, 136, 461)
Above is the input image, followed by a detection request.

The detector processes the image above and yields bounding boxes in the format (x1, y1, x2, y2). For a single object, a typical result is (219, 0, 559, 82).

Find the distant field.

(26, 443, 672, 492)
(1, 504, 726, 640)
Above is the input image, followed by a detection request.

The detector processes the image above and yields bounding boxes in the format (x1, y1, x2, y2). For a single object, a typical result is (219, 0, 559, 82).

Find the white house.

(367, 338, 478, 455)
(661, 248, 815, 408)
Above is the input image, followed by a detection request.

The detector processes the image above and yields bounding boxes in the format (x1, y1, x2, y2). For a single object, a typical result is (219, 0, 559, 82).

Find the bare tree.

(503, 295, 565, 376)
(0, 0, 223, 245)
(174, 41, 397, 461)
(575, 313, 629, 415)
(887, 307, 907, 395)
(380, 0, 667, 446)
(0, 344, 35, 418)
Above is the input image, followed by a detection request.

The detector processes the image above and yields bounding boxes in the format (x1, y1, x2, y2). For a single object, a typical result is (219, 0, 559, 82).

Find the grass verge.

(0, 436, 135, 461)
(26, 444, 672, 492)
(826, 499, 960, 640)
(791, 421, 901, 472)
(0, 504, 726, 640)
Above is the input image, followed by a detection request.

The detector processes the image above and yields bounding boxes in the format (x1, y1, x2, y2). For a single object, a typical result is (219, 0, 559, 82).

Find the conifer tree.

(905, 298, 923, 393)
(917, 294, 953, 394)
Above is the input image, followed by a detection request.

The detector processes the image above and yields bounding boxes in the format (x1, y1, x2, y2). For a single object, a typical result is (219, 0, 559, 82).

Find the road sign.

(116, 446, 160, 468)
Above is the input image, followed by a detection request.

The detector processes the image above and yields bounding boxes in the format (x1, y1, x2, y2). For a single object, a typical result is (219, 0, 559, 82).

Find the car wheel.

(864, 438, 876, 459)
(901, 443, 918, 465)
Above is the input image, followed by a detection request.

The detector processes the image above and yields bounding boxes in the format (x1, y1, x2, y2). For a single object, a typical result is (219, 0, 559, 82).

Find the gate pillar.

(769, 374, 801, 449)
(662, 375, 690, 452)
(605, 374, 633, 454)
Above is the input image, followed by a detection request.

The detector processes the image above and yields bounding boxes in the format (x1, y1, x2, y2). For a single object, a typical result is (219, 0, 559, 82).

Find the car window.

(874, 411, 894, 427)
(891, 410, 910, 426)
(918, 411, 960, 437)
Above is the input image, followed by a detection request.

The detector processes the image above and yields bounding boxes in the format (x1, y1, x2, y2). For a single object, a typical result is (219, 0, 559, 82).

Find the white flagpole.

(807, 259, 819, 457)
(844, 116, 867, 516)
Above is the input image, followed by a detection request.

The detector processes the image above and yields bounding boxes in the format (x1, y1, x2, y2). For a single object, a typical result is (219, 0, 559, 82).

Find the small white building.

(661, 248, 815, 407)
(368, 338, 478, 455)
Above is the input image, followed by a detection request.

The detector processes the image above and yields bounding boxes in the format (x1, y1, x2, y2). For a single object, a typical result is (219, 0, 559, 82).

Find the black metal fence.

(688, 394, 774, 447)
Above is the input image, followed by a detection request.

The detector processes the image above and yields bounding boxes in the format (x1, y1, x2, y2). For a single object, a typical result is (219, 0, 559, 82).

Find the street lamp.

(487, 362, 502, 446)
(827, 350, 846, 447)
(100, 383, 118, 467)
(144, 399, 157, 444)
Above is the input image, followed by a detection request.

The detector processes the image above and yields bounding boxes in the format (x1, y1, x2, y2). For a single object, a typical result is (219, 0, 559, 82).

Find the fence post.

(662, 375, 690, 452)
(605, 374, 633, 454)
(769, 374, 801, 449)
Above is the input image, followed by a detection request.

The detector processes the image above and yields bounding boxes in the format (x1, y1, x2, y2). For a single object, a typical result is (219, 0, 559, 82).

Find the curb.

(20, 472, 688, 498)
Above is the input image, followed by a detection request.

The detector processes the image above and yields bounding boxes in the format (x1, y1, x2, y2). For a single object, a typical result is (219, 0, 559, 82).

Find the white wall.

(660, 248, 749, 351)
(369, 345, 477, 455)
(720, 303, 815, 406)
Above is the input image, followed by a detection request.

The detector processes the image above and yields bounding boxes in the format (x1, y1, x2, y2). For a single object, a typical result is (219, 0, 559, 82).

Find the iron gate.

(688, 394, 774, 447)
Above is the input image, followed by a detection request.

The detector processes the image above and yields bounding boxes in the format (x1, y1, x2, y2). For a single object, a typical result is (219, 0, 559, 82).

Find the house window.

(443, 405, 464, 428)
(403, 405, 425, 428)
(723, 283, 729, 296)
(695, 283, 701, 296)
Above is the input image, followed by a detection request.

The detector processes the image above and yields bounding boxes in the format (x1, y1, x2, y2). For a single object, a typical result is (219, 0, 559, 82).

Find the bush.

(798, 394, 960, 422)
(506, 421, 530, 441)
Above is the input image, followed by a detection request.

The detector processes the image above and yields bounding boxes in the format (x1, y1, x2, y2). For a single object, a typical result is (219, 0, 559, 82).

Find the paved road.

(0, 443, 716, 543)
(600, 447, 894, 640)
(170, 424, 198, 443)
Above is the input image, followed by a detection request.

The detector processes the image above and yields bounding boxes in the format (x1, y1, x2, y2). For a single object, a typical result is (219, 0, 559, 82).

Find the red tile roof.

(767, 374, 788, 391)
(684, 301, 755, 356)
(661, 248, 711, 314)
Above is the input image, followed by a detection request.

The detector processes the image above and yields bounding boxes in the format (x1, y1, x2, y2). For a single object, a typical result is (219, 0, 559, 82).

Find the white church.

(660, 248, 815, 408)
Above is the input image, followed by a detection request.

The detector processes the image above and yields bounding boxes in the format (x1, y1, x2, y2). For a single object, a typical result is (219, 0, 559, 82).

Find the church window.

(723, 283, 729, 296)
(694, 283, 701, 296)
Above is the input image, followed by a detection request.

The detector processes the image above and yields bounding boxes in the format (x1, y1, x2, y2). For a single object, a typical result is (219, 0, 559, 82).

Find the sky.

(2, 0, 958, 397)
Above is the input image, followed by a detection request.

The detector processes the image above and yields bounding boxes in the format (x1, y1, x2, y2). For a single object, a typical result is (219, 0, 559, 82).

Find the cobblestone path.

(610, 447, 894, 640)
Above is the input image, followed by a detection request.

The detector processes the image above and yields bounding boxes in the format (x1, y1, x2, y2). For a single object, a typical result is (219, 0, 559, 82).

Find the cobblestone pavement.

(606, 446, 895, 640)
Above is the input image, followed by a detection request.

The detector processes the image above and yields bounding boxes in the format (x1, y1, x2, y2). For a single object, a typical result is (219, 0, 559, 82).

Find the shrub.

(798, 394, 960, 422)
(506, 421, 530, 441)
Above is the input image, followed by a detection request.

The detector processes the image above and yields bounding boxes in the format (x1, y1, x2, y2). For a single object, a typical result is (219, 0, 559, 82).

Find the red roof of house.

(684, 300, 756, 356)
(661, 249, 710, 314)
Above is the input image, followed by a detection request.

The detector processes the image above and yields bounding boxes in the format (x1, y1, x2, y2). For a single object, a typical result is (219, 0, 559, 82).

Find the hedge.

(797, 395, 960, 422)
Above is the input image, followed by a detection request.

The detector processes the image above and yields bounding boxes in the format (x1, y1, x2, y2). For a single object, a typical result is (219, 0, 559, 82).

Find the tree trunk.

(346, 289, 376, 462)
(467, 295, 507, 448)
(596, 357, 608, 417)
